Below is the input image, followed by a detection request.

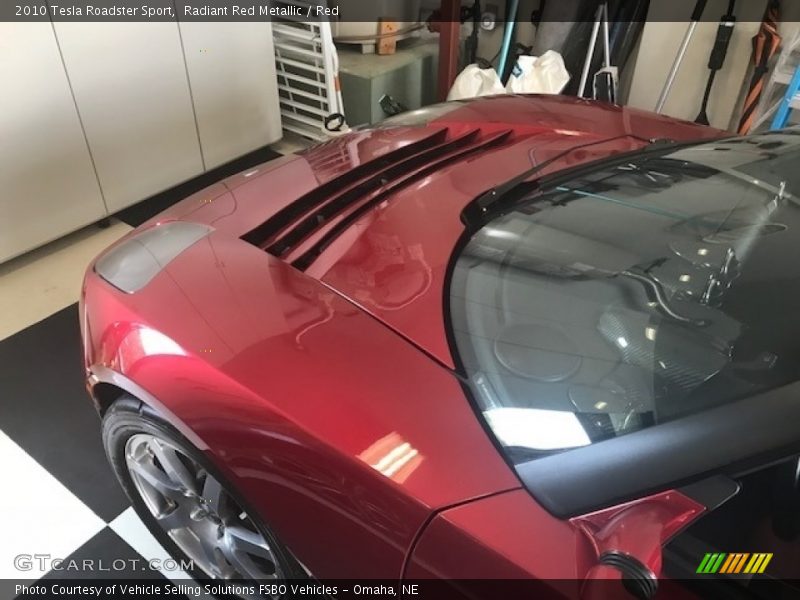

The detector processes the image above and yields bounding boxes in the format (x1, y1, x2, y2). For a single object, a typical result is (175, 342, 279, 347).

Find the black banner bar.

(2, 0, 790, 23)
(5, 578, 800, 600)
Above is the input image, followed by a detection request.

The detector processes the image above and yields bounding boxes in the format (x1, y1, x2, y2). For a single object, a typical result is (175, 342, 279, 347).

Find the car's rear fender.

(82, 234, 519, 578)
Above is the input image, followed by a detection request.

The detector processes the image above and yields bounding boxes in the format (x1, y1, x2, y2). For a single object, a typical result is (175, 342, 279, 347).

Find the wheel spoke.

(150, 440, 198, 493)
(202, 475, 225, 515)
(226, 525, 272, 559)
(156, 503, 193, 532)
(124, 434, 281, 585)
(195, 533, 228, 578)
(219, 536, 276, 580)
(128, 457, 186, 501)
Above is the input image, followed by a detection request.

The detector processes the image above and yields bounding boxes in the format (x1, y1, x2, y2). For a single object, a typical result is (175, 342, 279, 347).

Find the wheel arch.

(90, 381, 126, 416)
(87, 363, 210, 453)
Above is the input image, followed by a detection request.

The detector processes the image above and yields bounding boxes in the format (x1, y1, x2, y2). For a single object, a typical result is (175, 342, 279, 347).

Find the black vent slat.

(291, 129, 513, 270)
(242, 128, 448, 247)
(268, 128, 484, 257)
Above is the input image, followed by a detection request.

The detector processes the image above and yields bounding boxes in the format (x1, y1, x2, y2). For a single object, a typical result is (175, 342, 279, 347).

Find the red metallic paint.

(571, 491, 706, 580)
(82, 243, 518, 577)
(406, 489, 708, 599)
(405, 489, 583, 580)
(81, 96, 726, 585)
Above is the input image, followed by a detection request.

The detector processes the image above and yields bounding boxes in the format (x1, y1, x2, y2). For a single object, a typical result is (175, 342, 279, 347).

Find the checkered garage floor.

(0, 145, 289, 598)
(1, 305, 196, 593)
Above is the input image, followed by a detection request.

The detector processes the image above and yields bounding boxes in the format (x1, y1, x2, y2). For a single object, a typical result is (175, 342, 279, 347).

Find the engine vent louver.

(242, 127, 513, 270)
(242, 128, 448, 248)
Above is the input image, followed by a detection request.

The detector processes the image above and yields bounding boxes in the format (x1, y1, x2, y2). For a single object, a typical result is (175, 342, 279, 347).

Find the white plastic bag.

(506, 50, 570, 94)
(447, 64, 506, 101)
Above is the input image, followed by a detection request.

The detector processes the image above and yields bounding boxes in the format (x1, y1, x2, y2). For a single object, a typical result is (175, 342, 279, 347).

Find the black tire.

(102, 395, 305, 592)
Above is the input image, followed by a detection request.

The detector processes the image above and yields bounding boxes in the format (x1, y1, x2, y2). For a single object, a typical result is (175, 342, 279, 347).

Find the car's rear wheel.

(102, 396, 303, 595)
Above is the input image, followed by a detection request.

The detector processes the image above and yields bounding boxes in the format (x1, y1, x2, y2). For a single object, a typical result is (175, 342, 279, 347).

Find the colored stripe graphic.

(734, 553, 750, 573)
(696, 553, 713, 573)
(698, 553, 773, 574)
(697, 553, 726, 573)
(720, 553, 749, 574)
(711, 553, 726, 573)
(744, 553, 773, 574)
(719, 554, 735, 573)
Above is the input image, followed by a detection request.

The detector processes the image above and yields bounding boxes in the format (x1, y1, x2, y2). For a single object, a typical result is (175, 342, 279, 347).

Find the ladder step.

(281, 109, 325, 128)
(278, 83, 331, 104)
(282, 121, 327, 141)
(279, 96, 330, 117)
(273, 23, 318, 42)
(274, 53, 325, 74)
(276, 70, 327, 89)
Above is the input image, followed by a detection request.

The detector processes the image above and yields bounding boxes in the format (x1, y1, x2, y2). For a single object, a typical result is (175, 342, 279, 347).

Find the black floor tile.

(116, 146, 282, 227)
(0, 305, 129, 521)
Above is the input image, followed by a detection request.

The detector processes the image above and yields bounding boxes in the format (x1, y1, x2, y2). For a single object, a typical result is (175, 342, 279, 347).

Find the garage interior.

(2, 0, 800, 593)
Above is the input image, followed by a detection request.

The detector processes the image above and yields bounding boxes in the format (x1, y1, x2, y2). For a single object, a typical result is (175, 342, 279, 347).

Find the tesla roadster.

(81, 95, 800, 599)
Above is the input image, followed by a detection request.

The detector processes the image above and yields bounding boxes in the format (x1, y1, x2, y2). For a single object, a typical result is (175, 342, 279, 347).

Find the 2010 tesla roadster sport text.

(80, 95, 800, 599)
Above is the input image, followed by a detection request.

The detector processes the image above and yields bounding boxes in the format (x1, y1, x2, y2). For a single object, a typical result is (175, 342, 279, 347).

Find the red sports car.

(81, 96, 800, 599)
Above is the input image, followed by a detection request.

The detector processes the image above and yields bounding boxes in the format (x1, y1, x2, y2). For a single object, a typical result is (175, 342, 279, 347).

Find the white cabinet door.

(54, 23, 204, 213)
(0, 23, 106, 263)
(179, 22, 282, 169)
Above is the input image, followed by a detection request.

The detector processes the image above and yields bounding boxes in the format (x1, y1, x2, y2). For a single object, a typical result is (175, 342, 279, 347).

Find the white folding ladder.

(272, 1, 347, 141)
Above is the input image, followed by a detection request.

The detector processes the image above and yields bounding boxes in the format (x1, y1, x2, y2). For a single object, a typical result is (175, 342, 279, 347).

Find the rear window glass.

(448, 133, 800, 462)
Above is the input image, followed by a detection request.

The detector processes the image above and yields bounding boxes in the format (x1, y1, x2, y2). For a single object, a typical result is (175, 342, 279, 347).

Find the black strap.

(691, 0, 709, 21)
(695, 0, 736, 124)
(323, 113, 345, 132)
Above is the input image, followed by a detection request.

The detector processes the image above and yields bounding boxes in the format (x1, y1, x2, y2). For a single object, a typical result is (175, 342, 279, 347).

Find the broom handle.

(578, 4, 604, 97)
(656, 0, 707, 113)
(602, 2, 611, 68)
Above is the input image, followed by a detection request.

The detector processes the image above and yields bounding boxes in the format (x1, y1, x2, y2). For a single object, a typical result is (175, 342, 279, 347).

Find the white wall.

(180, 22, 282, 169)
(1, 23, 282, 263)
(0, 23, 106, 262)
(54, 23, 205, 213)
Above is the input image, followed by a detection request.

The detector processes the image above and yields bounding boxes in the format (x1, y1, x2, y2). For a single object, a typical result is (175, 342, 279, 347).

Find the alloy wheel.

(124, 433, 282, 583)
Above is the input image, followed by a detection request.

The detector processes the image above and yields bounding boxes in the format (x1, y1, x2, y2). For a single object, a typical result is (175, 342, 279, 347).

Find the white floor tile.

(110, 507, 197, 583)
(0, 430, 106, 579)
(0, 219, 132, 341)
